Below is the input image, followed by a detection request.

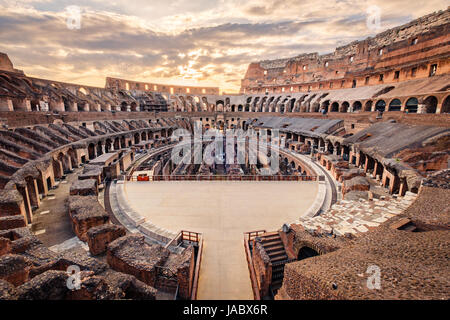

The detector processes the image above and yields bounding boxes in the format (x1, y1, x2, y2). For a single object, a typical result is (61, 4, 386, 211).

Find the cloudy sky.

(0, 0, 447, 93)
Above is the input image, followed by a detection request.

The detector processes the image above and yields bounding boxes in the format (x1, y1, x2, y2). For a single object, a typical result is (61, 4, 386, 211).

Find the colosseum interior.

(0, 3, 448, 307)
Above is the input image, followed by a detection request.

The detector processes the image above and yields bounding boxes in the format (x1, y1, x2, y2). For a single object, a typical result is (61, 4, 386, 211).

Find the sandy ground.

(124, 180, 318, 300)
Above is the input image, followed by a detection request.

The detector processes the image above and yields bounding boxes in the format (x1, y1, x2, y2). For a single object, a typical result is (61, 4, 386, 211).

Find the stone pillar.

(37, 172, 49, 197)
(373, 161, 378, 179)
(13, 98, 31, 111)
(0, 97, 13, 111)
(26, 178, 40, 209)
(50, 100, 65, 112)
(18, 186, 32, 224)
(0, 189, 28, 225)
(364, 157, 369, 173)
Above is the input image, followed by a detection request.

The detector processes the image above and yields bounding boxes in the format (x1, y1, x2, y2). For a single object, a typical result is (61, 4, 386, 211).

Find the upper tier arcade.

(241, 8, 450, 95)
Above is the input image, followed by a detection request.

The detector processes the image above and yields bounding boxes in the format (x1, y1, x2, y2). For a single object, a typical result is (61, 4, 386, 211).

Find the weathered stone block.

(87, 224, 126, 256)
(0, 215, 26, 230)
(342, 176, 370, 196)
(68, 196, 110, 241)
(102, 270, 157, 300)
(0, 237, 12, 256)
(107, 235, 170, 287)
(0, 279, 17, 299)
(0, 254, 30, 286)
(70, 179, 98, 197)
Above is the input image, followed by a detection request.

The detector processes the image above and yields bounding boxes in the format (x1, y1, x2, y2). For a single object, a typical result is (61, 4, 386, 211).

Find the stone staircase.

(258, 232, 290, 293)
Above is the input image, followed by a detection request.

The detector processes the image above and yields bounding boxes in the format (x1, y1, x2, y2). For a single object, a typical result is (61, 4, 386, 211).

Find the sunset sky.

(0, 0, 448, 93)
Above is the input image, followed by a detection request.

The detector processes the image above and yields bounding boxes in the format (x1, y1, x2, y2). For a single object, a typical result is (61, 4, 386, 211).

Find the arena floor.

(124, 180, 318, 300)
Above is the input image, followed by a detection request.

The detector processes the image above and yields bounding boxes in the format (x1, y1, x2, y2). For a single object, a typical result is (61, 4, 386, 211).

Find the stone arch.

(259, 97, 268, 112)
(67, 148, 78, 168)
(134, 133, 140, 144)
(375, 100, 386, 112)
(88, 143, 96, 160)
(25, 176, 39, 210)
(423, 96, 438, 114)
(130, 101, 138, 112)
(297, 246, 319, 260)
(78, 102, 89, 112)
(388, 99, 402, 111)
(105, 139, 113, 153)
(97, 141, 103, 156)
(141, 131, 147, 141)
(441, 95, 450, 113)
(62, 96, 71, 112)
(265, 97, 274, 112)
(321, 100, 330, 113)
(352, 101, 362, 112)
(340, 101, 349, 113)
(330, 102, 339, 112)
(57, 152, 72, 173)
(114, 137, 120, 150)
(120, 101, 128, 112)
(288, 98, 296, 112)
(405, 97, 418, 113)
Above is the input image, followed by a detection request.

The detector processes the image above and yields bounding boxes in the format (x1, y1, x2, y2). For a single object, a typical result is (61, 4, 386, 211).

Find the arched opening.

(141, 132, 147, 141)
(78, 102, 88, 112)
(105, 139, 112, 153)
(97, 142, 103, 156)
(31, 100, 40, 111)
(244, 105, 250, 112)
(25, 176, 39, 209)
(330, 102, 339, 112)
(62, 97, 71, 112)
(114, 137, 120, 150)
(88, 143, 96, 160)
(388, 99, 402, 111)
(121, 102, 128, 112)
(375, 100, 386, 112)
(58, 152, 71, 173)
(67, 148, 78, 168)
(52, 158, 63, 180)
(238, 105, 243, 112)
(442, 96, 450, 113)
(340, 101, 349, 113)
(321, 100, 330, 113)
(424, 96, 438, 114)
(405, 97, 418, 113)
(352, 101, 362, 112)
(297, 247, 319, 261)
(231, 105, 236, 112)
(130, 102, 138, 112)
(364, 100, 373, 112)
(134, 133, 140, 144)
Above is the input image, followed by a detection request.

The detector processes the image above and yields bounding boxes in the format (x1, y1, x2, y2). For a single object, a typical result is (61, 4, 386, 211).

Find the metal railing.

(127, 174, 317, 182)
